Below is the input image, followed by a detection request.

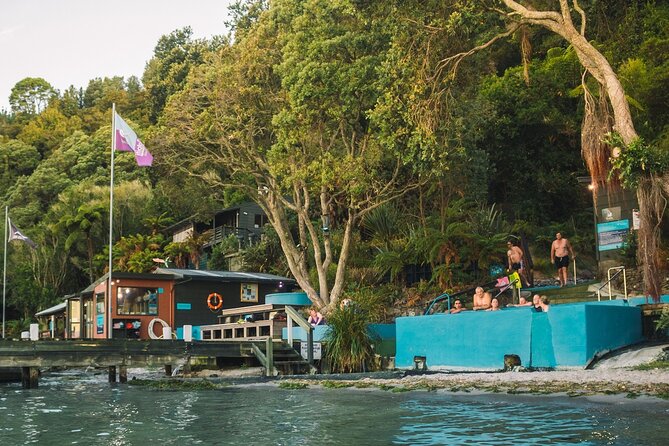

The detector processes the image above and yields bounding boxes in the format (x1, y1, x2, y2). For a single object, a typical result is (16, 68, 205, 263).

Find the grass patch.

(376, 384, 395, 391)
(391, 386, 412, 393)
(321, 380, 354, 389)
(353, 382, 372, 389)
(631, 361, 669, 371)
(128, 378, 219, 390)
(278, 381, 309, 390)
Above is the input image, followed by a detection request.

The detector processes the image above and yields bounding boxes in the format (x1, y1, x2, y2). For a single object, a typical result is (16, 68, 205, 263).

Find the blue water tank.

(265, 292, 311, 306)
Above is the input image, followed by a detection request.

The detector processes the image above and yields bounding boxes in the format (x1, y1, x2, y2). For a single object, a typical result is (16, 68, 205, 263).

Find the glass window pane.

(117, 287, 158, 315)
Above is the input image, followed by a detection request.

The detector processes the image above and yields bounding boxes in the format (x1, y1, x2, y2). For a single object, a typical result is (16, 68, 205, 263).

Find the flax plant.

(323, 304, 376, 373)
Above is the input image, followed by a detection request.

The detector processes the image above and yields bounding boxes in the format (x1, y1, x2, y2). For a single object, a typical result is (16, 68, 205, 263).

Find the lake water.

(1, 370, 668, 445)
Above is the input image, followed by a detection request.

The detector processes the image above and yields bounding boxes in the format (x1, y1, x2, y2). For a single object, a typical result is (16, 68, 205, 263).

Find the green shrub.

(323, 305, 377, 373)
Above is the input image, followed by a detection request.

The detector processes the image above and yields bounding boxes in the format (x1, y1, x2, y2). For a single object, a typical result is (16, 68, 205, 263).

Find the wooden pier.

(0, 339, 281, 388)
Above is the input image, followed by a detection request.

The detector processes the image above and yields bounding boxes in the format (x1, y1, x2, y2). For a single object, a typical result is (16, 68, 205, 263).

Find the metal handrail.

(424, 293, 451, 315)
(596, 266, 627, 301)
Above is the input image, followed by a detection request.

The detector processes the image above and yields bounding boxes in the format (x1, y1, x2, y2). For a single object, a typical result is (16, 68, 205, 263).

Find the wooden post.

(21, 367, 39, 389)
(307, 327, 314, 367)
(119, 365, 127, 383)
(108, 366, 116, 382)
(165, 364, 172, 376)
(265, 337, 274, 377)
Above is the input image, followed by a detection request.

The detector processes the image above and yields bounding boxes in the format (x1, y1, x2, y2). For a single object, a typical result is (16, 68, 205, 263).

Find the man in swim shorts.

(507, 240, 530, 287)
(551, 232, 575, 287)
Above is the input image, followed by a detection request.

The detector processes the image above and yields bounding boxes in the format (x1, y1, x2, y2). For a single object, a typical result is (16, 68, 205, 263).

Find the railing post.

(287, 314, 293, 345)
(307, 326, 314, 367)
(623, 269, 628, 300)
(265, 337, 274, 377)
(608, 269, 613, 300)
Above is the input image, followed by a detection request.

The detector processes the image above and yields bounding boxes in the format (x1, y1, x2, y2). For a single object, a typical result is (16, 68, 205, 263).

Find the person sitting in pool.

(308, 308, 325, 326)
(539, 295, 550, 312)
(486, 298, 501, 311)
(532, 294, 551, 312)
(449, 299, 467, 314)
(507, 296, 533, 307)
(472, 287, 491, 310)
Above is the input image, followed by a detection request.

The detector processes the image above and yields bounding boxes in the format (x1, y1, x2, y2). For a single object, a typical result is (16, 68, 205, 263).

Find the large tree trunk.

(501, 0, 663, 301)
(501, 1, 636, 142)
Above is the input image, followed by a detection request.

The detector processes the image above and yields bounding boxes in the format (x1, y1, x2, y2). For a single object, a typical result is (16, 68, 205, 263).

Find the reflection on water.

(0, 371, 667, 445)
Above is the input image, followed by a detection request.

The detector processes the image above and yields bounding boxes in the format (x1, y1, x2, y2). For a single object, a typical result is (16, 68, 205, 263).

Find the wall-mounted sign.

(597, 219, 629, 251)
(241, 283, 258, 303)
(632, 209, 640, 230)
(300, 342, 322, 360)
(601, 206, 621, 221)
(176, 303, 192, 310)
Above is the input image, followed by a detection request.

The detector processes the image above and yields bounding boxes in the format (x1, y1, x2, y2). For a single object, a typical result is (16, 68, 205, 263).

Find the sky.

(0, 0, 234, 111)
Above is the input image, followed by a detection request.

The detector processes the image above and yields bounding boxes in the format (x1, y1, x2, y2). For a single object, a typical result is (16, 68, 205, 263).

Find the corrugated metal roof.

(35, 302, 66, 317)
(153, 268, 294, 283)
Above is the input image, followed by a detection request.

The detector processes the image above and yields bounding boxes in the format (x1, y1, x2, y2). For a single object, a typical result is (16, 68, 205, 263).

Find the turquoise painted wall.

(396, 303, 643, 370)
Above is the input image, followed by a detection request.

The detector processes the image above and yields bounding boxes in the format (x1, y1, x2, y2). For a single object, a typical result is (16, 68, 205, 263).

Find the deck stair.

(247, 339, 315, 376)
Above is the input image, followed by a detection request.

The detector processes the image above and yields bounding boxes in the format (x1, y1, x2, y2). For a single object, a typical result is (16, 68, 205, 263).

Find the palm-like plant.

(185, 230, 213, 270)
(164, 241, 190, 269)
(460, 203, 510, 274)
(143, 212, 174, 236)
(55, 203, 106, 282)
(113, 233, 165, 272)
(323, 305, 376, 373)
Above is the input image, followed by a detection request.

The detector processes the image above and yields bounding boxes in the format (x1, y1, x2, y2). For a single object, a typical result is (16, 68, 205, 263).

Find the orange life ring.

(207, 293, 223, 311)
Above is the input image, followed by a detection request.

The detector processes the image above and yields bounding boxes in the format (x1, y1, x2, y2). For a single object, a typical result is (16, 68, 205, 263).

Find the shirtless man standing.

(551, 232, 575, 287)
(507, 240, 530, 287)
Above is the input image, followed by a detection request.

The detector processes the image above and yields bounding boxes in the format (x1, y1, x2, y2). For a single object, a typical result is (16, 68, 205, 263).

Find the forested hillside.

(0, 1, 667, 323)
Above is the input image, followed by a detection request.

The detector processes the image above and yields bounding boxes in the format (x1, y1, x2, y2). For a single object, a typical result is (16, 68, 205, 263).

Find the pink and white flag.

(114, 112, 153, 166)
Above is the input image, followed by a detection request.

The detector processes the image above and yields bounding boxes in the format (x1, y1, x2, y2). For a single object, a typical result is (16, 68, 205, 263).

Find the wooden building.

(61, 268, 295, 340)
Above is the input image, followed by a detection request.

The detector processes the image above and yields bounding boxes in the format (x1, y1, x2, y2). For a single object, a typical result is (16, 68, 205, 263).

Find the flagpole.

(108, 104, 116, 339)
(2, 206, 7, 338)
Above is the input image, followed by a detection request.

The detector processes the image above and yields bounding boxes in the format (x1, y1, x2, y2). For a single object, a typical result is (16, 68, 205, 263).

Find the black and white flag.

(8, 218, 37, 249)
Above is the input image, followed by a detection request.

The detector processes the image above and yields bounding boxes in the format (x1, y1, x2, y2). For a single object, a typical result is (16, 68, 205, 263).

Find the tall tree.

(158, 0, 421, 309)
(492, 0, 667, 300)
(9, 77, 57, 115)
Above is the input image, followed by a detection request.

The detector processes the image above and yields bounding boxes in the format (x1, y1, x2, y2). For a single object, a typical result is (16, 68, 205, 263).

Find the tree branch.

(436, 23, 521, 76)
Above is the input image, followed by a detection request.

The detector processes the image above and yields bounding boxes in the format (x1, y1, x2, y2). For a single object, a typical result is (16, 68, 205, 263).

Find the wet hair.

(541, 296, 550, 304)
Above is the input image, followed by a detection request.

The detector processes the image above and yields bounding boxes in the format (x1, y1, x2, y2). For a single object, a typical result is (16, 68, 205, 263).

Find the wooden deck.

(0, 339, 268, 388)
(0, 339, 262, 368)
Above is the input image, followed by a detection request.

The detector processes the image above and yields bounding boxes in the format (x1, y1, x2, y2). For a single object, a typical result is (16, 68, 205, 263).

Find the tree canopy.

(0, 0, 667, 318)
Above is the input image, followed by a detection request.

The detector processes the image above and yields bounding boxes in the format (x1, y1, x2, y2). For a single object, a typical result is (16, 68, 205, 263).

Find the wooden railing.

(285, 305, 315, 372)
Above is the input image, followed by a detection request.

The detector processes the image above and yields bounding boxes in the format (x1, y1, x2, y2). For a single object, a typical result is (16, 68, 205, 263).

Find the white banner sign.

(300, 342, 322, 360)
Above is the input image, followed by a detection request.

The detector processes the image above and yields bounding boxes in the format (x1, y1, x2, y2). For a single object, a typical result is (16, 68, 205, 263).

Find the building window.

(254, 214, 267, 228)
(241, 283, 258, 303)
(117, 287, 159, 315)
